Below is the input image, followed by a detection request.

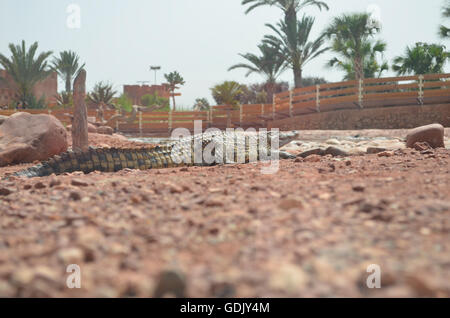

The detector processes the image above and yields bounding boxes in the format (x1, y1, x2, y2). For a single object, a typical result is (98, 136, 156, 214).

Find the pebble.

(69, 191, 82, 201)
(304, 155, 322, 162)
(153, 270, 186, 298)
(34, 182, 46, 189)
(377, 151, 395, 157)
(0, 187, 13, 196)
(57, 247, 85, 264)
(71, 179, 89, 187)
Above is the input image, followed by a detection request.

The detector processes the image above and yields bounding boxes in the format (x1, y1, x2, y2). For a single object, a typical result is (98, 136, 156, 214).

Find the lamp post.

(150, 66, 161, 85)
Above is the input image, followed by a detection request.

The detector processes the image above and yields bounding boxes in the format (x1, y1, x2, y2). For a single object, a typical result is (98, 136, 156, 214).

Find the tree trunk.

(293, 66, 303, 88)
(172, 93, 176, 111)
(65, 76, 72, 93)
(226, 107, 231, 128)
(72, 69, 89, 152)
(266, 82, 275, 103)
(354, 56, 364, 82)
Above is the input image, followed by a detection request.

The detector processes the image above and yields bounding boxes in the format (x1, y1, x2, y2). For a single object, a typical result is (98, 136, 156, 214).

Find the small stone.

(71, 178, 89, 187)
(0, 187, 13, 196)
(420, 227, 431, 236)
(279, 198, 303, 211)
(367, 147, 387, 154)
(294, 157, 303, 163)
(412, 142, 432, 152)
(166, 182, 183, 193)
(304, 154, 322, 162)
(34, 182, 46, 189)
(377, 151, 394, 157)
(49, 178, 61, 187)
(69, 191, 82, 201)
(205, 199, 224, 207)
(352, 185, 365, 192)
(57, 247, 85, 264)
(153, 270, 186, 298)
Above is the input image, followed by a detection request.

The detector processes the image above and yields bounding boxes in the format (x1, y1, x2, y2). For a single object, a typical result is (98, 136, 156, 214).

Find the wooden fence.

(1, 73, 449, 135)
(273, 73, 450, 120)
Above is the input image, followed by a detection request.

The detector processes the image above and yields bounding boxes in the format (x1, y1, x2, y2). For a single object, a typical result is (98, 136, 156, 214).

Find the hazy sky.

(1, 0, 449, 108)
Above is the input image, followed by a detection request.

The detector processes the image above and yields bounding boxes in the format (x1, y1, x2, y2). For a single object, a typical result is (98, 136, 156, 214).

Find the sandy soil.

(0, 131, 449, 297)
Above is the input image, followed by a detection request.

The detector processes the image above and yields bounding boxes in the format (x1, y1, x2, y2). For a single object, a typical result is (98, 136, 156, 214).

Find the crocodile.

(9, 130, 299, 178)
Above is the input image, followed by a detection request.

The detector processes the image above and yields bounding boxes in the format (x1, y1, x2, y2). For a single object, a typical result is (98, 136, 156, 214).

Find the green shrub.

(141, 93, 170, 111)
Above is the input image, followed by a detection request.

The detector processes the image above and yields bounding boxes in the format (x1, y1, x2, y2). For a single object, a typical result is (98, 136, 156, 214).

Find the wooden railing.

(0, 74, 449, 135)
(273, 73, 450, 119)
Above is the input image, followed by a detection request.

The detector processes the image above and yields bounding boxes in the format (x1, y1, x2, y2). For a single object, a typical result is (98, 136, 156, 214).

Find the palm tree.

(327, 40, 388, 80)
(242, 0, 329, 26)
(52, 50, 85, 93)
(87, 81, 117, 108)
(440, 0, 450, 38)
(164, 71, 185, 111)
(211, 81, 243, 127)
(392, 42, 449, 76)
(228, 43, 287, 101)
(264, 15, 328, 88)
(325, 13, 382, 82)
(0, 40, 53, 106)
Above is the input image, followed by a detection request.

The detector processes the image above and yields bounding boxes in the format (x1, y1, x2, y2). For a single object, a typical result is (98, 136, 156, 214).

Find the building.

(123, 83, 181, 105)
(0, 69, 58, 108)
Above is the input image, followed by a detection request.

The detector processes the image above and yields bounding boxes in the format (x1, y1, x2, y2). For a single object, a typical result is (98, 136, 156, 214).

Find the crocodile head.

(277, 130, 300, 147)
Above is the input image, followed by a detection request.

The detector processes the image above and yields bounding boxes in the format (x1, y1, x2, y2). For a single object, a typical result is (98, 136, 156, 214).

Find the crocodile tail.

(10, 146, 175, 178)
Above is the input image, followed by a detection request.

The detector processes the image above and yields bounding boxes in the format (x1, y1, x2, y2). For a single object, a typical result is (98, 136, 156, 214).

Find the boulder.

(406, 124, 445, 149)
(66, 123, 97, 133)
(0, 112, 68, 166)
(0, 115, 9, 125)
(97, 126, 114, 135)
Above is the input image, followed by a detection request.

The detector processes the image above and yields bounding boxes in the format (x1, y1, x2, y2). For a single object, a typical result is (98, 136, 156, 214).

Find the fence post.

(289, 90, 293, 117)
(358, 79, 364, 108)
(272, 95, 276, 120)
(138, 111, 142, 136)
(168, 110, 173, 132)
(239, 104, 243, 126)
(316, 85, 321, 113)
(418, 75, 424, 105)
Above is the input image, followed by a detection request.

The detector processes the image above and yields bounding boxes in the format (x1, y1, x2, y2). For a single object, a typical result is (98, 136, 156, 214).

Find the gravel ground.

(0, 132, 449, 297)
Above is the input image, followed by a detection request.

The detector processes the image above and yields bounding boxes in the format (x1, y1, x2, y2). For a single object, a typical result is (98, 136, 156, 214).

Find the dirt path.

(0, 139, 448, 297)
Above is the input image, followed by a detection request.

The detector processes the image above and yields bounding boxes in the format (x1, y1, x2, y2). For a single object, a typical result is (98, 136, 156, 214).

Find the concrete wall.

(268, 104, 450, 131)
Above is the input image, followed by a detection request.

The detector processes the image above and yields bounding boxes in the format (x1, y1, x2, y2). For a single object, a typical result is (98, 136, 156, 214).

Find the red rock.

(0, 187, 13, 196)
(71, 178, 89, 187)
(304, 154, 321, 162)
(406, 124, 445, 149)
(412, 142, 432, 152)
(377, 151, 394, 157)
(0, 112, 68, 166)
(97, 126, 114, 135)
